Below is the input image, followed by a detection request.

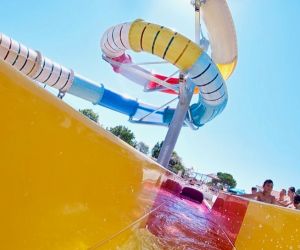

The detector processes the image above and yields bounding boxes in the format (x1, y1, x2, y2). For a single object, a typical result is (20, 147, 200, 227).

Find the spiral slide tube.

(101, 20, 228, 126)
(101, 0, 238, 86)
(1, 31, 225, 127)
(201, 0, 238, 80)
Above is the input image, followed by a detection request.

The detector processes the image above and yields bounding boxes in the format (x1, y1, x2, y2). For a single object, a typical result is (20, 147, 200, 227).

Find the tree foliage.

(169, 151, 185, 174)
(217, 172, 237, 188)
(107, 125, 136, 147)
(151, 141, 185, 174)
(136, 141, 149, 155)
(79, 109, 99, 123)
(151, 141, 163, 159)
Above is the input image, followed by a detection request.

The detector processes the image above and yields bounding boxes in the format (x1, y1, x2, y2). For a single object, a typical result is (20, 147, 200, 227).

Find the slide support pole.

(157, 77, 195, 167)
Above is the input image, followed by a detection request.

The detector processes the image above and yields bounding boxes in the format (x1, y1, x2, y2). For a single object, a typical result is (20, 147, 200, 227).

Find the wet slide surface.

(99, 183, 236, 250)
(147, 189, 234, 250)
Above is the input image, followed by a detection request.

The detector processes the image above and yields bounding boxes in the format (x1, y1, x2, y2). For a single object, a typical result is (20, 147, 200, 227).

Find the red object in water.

(161, 179, 182, 195)
(147, 74, 179, 94)
(180, 187, 204, 204)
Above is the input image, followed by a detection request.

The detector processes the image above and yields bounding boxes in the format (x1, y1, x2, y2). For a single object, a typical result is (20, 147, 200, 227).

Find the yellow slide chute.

(0, 60, 167, 249)
(129, 20, 202, 71)
(0, 56, 299, 250)
(1, 0, 299, 249)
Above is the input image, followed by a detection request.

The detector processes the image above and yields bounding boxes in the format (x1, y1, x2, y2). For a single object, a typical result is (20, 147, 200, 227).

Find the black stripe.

(191, 63, 211, 79)
(198, 73, 219, 87)
(26, 55, 38, 76)
(152, 26, 163, 54)
(33, 59, 45, 79)
(140, 23, 149, 50)
(119, 25, 126, 49)
(111, 27, 122, 50)
(3, 38, 12, 60)
(202, 91, 226, 102)
(19, 47, 30, 71)
(51, 66, 62, 87)
(43, 62, 54, 83)
(201, 82, 223, 95)
(106, 35, 116, 52)
(162, 32, 177, 59)
(12, 42, 21, 66)
(59, 71, 71, 91)
(0, 34, 2, 45)
(104, 43, 115, 54)
(174, 40, 191, 64)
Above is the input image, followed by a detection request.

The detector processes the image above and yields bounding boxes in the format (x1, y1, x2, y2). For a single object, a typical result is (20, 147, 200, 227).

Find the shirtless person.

(294, 195, 300, 210)
(241, 179, 276, 204)
(277, 189, 289, 206)
(288, 187, 296, 203)
(283, 186, 297, 208)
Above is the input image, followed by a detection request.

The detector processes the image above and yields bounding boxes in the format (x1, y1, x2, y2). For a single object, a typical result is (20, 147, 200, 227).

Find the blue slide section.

(68, 74, 227, 128)
(100, 89, 138, 116)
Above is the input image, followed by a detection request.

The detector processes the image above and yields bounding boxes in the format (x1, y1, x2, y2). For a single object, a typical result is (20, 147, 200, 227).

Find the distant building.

(207, 173, 220, 181)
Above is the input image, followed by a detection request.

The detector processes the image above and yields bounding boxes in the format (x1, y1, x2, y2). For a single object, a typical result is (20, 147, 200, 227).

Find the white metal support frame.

(157, 77, 195, 167)
(102, 55, 180, 93)
(157, 1, 206, 168)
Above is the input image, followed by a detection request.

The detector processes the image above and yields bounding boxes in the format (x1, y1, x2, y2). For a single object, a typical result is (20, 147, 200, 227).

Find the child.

(285, 187, 296, 208)
(294, 195, 300, 210)
(277, 189, 289, 206)
(251, 187, 257, 195)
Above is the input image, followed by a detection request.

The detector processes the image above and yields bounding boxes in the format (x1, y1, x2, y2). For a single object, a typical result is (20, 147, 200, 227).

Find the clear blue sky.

(1, 0, 299, 192)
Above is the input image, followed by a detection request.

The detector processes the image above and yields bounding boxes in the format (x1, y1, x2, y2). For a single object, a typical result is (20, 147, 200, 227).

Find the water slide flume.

(0, 33, 165, 125)
(103, 0, 237, 86)
(0, 32, 208, 127)
(1, 0, 300, 249)
(1, 58, 300, 250)
(100, 0, 237, 126)
(0, 0, 237, 128)
(101, 20, 227, 127)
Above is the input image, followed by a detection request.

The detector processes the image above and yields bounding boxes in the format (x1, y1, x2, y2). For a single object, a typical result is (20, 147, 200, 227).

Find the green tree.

(79, 109, 99, 123)
(151, 141, 186, 174)
(107, 125, 136, 147)
(136, 141, 149, 155)
(151, 141, 164, 159)
(217, 172, 237, 188)
(169, 151, 185, 174)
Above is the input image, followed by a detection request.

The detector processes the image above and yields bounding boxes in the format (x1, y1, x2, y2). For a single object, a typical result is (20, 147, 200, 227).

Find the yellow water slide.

(0, 39, 300, 250)
(0, 60, 168, 249)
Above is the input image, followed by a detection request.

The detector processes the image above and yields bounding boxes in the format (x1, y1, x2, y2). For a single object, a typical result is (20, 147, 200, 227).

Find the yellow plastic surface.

(0, 60, 167, 250)
(1, 60, 299, 249)
(235, 200, 300, 249)
(217, 58, 237, 80)
(129, 20, 202, 71)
